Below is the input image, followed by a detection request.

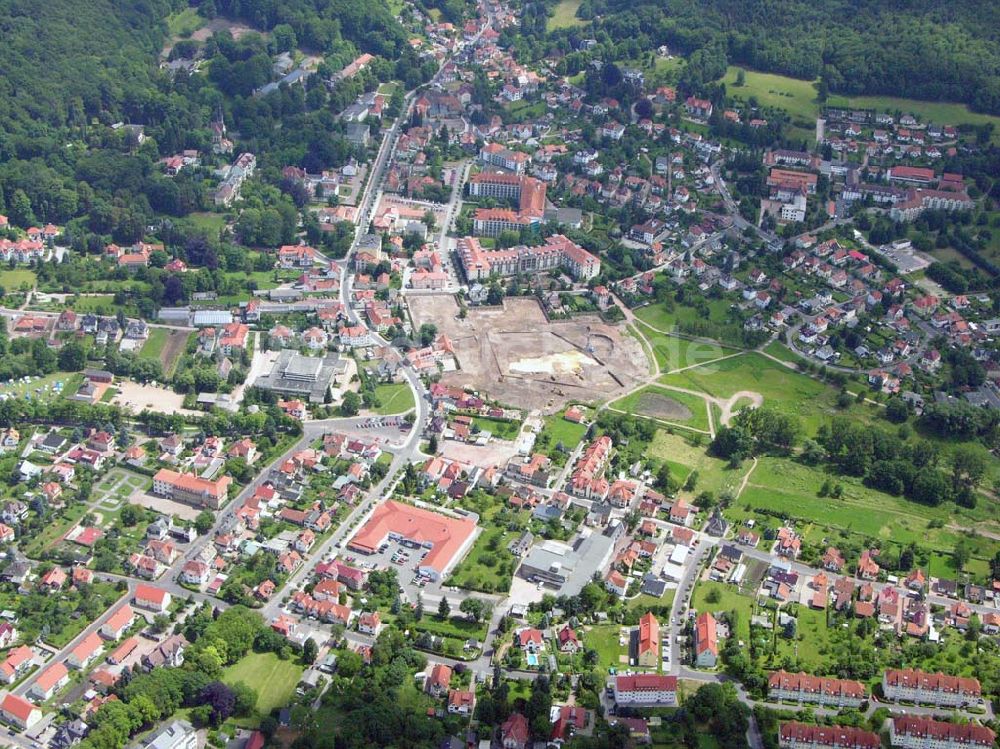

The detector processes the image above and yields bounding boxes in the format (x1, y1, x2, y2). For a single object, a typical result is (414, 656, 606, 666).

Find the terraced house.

(882, 669, 981, 708)
(767, 671, 866, 708)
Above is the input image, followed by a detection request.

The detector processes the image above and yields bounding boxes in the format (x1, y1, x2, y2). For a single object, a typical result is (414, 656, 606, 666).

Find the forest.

(559, 0, 1000, 114)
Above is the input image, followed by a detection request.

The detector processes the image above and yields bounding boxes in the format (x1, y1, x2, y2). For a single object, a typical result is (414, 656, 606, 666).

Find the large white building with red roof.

(347, 500, 476, 581)
(889, 716, 994, 749)
(882, 669, 981, 707)
(613, 674, 677, 707)
(457, 234, 600, 282)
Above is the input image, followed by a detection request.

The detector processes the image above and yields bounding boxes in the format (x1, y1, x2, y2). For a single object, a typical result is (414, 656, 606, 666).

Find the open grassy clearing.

(586, 624, 627, 672)
(547, 0, 585, 30)
(727, 457, 999, 577)
(60, 294, 140, 317)
(184, 211, 227, 235)
(537, 410, 589, 451)
(138, 328, 169, 361)
(660, 352, 861, 435)
(0, 371, 80, 403)
(610, 385, 711, 431)
(721, 66, 1000, 143)
(690, 581, 752, 642)
(0, 269, 37, 290)
(761, 340, 807, 366)
(448, 526, 516, 593)
(222, 652, 304, 715)
(647, 430, 748, 500)
(371, 382, 415, 415)
(635, 299, 734, 336)
(165, 7, 206, 38)
(634, 322, 736, 373)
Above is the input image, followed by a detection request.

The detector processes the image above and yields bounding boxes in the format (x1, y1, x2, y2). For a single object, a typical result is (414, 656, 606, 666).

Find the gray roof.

(192, 310, 233, 327)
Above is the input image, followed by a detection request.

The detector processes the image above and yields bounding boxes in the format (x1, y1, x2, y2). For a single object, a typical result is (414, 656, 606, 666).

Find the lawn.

(762, 341, 807, 366)
(723, 67, 820, 123)
(185, 212, 227, 235)
(138, 328, 169, 361)
(586, 624, 627, 672)
(634, 323, 736, 373)
(166, 7, 205, 37)
(21, 503, 88, 558)
(371, 383, 415, 415)
(547, 0, 584, 30)
(609, 385, 711, 432)
(0, 372, 81, 403)
(536, 411, 589, 455)
(223, 652, 304, 716)
(771, 604, 833, 671)
(720, 66, 1000, 143)
(659, 352, 850, 436)
(448, 526, 516, 593)
(690, 581, 753, 642)
(63, 294, 140, 317)
(647, 430, 747, 501)
(471, 416, 521, 441)
(729, 456, 999, 577)
(0, 269, 37, 290)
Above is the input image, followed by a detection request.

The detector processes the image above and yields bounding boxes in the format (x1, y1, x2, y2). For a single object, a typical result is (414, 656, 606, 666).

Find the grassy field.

(636, 300, 734, 335)
(771, 604, 831, 671)
(728, 456, 998, 577)
(537, 411, 589, 452)
(223, 652, 304, 715)
(448, 526, 516, 593)
(660, 352, 850, 436)
(761, 341, 807, 366)
(0, 269, 37, 290)
(371, 383, 415, 415)
(547, 0, 584, 30)
(185, 212, 227, 235)
(165, 7, 205, 37)
(634, 323, 736, 373)
(22, 503, 88, 558)
(610, 385, 711, 432)
(138, 328, 169, 360)
(721, 66, 1000, 143)
(0, 372, 80, 403)
(587, 624, 628, 672)
(648, 430, 749, 501)
(64, 294, 140, 317)
(690, 581, 753, 642)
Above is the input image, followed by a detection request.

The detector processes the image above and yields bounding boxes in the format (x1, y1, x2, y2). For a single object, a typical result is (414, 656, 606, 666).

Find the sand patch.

(509, 350, 598, 375)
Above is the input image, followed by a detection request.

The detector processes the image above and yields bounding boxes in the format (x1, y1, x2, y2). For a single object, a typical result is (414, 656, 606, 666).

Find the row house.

(882, 669, 981, 708)
(767, 671, 866, 708)
(889, 716, 994, 749)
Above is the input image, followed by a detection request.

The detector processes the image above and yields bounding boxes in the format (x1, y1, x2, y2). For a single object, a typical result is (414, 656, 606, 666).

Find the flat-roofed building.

(253, 350, 349, 403)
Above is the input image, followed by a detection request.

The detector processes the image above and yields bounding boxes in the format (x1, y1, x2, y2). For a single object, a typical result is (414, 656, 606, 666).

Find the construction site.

(408, 295, 647, 412)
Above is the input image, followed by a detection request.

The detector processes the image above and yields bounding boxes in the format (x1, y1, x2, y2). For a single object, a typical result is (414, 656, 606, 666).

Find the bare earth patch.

(408, 295, 647, 413)
(128, 491, 202, 522)
(636, 392, 694, 421)
(112, 381, 200, 417)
